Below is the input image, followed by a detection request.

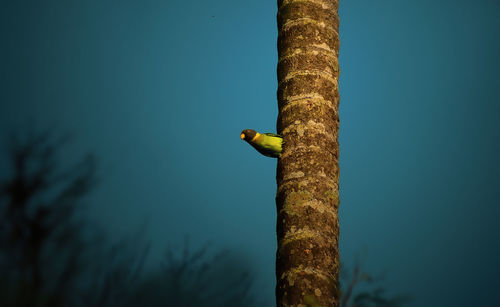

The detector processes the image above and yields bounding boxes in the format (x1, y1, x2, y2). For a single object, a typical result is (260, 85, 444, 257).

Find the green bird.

(240, 129, 283, 158)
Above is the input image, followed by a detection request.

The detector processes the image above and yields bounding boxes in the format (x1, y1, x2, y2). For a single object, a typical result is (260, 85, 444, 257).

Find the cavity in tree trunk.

(275, 0, 340, 306)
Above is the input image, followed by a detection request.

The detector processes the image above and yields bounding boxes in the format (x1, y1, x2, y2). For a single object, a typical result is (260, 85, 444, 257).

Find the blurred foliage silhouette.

(0, 129, 255, 307)
(340, 260, 412, 307)
(0, 130, 97, 306)
(125, 242, 254, 307)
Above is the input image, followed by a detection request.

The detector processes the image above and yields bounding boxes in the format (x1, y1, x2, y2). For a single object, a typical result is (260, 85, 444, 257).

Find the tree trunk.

(275, 0, 340, 306)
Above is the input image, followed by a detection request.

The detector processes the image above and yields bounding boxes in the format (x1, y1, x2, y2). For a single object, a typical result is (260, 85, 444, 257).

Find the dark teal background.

(1, 0, 499, 306)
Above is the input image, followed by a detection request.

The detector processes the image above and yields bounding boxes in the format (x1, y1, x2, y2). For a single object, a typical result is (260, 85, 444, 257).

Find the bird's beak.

(240, 133, 245, 140)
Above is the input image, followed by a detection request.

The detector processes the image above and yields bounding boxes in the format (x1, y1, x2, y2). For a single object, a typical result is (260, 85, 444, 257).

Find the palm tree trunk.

(276, 0, 340, 306)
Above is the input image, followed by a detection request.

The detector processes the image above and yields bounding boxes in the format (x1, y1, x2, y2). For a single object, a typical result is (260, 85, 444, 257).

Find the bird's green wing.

(263, 133, 284, 145)
(262, 133, 282, 138)
(249, 132, 283, 158)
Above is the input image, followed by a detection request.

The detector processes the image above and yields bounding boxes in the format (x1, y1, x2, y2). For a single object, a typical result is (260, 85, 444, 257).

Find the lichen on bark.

(276, 0, 340, 306)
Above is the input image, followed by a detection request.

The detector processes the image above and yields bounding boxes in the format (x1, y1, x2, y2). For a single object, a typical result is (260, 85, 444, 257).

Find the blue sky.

(1, 0, 499, 306)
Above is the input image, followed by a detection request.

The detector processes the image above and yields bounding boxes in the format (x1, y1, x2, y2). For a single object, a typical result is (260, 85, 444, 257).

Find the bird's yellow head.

(240, 129, 258, 142)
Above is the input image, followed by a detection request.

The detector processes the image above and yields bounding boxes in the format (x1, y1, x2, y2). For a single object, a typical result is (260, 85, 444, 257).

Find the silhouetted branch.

(340, 260, 412, 307)
(341, 260, 361, 307)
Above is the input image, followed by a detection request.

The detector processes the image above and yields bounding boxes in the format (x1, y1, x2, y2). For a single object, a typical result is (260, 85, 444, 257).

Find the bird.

(240, 129, 283, 158)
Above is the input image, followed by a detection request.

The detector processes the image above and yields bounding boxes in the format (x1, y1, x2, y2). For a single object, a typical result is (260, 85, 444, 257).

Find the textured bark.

(275, 0, 340, 306)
